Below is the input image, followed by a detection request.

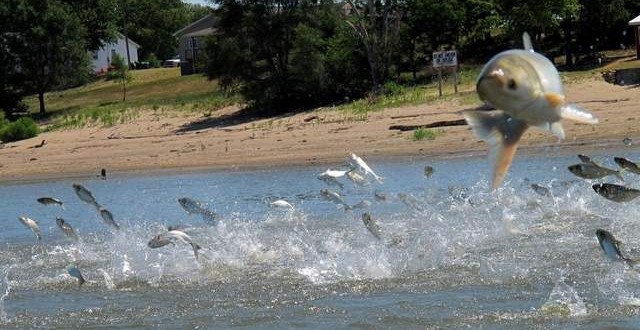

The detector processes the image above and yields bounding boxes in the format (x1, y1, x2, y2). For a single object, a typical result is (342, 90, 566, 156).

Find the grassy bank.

(25, 68, 241, 130)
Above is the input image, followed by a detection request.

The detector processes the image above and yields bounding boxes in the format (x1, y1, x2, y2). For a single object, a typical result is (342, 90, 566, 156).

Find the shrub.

(0, 117, 40, 142)
(413, 128, 439, 141)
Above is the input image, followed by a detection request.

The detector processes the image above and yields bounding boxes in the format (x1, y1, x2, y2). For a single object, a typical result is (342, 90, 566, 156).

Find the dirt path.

(0, 78, 637, 183)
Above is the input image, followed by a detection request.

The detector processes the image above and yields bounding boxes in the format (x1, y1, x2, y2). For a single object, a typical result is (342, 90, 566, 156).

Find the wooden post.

(453, 67, 458, 94)
(437, 67, 443, 97)
(636, 26, 640, 60)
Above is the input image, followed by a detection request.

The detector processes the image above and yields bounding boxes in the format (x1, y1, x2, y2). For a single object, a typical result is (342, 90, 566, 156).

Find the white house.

(91, 33, 140, 74)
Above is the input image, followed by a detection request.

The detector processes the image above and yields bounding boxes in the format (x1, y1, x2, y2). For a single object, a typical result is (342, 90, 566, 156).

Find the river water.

(2, 150, 640, 329)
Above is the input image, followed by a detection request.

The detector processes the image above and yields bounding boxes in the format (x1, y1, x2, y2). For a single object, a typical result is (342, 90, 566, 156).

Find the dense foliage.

(206, 0, 640, 113)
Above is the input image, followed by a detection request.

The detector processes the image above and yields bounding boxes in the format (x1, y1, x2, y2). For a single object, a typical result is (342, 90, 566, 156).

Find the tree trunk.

(122, 80, 126, 102)
(38, 92, 46, 115)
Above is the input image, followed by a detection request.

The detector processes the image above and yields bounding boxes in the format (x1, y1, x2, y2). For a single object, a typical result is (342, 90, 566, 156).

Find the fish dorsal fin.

(523, 32, 534, 52)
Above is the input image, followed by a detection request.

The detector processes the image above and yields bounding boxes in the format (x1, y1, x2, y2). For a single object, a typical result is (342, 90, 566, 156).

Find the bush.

(147, 53, 161, 68)
(0, 117, 40, 142)
(413, 128, 439, 141)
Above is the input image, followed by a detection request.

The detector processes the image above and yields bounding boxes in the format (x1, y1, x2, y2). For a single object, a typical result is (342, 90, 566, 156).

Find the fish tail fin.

(463, 111, 529, 190)
(560, 104, 599, 124)
(191, 243, 201, 260)
(78, 275, 85, 287)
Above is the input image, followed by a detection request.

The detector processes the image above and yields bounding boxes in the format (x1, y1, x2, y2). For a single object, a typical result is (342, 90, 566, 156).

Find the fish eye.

(507, 79, 517, 90)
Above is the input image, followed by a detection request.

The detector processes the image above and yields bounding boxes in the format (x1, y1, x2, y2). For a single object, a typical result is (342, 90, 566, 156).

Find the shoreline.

(0, 78, 637, 184)
(0, 137, 630, 185)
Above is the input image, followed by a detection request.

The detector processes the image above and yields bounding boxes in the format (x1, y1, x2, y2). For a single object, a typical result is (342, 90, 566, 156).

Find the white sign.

(432, 51, 458, 68)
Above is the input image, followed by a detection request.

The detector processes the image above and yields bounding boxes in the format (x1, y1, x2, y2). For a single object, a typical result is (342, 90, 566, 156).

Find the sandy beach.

(0, 78, 636, 183)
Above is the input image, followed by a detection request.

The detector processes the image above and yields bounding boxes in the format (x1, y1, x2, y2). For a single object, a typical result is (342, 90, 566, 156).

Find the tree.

(3, 0, 90, 115)
(344, 0, 403, 91)
(107, 54, 132, 102)
(117, 0, 211, 61)
(64, 0, 120, 51)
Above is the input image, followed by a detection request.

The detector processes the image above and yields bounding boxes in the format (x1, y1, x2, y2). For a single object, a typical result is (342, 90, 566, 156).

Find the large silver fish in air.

(178, 197, 219, 225)
(463, 33, 598, 190)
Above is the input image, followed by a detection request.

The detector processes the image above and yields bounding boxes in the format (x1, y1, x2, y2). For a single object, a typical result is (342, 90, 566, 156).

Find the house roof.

(116, 32, 141, 48)
(173, 13, 218, 38)
(629, 14, 640, 26)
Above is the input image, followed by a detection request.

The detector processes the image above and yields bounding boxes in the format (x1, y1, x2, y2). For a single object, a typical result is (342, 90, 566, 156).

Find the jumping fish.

(530, 183, 550, 197)
(596, 229, 634, 266)
(99, 207, 120, 230)
(67, 264, 85, 286)
(178, 197, 219, 224)
(398, 193, 421, 210)
(318, 169, 350, 178)
(317, 174, 344, 189)
(348, 153, 383, 183)
(56, 217, 79, 241)
(463, 33, 598, 190)
(577, 154, 597, 165)
(424, 166, 434, 178)
(614, 157, 640, 175)
(320, 189, 350, 210)
(162, 230, 201, 260)
(147, 235, 176, 248)
(374, 190, 388, 202)
(568, 163, 623, 180)
(72, 183, 100, 209)
(361, 213, 382, 240)
(350, 200, 371, 209)
(346, 170, 369, 187)
(270, 199, 294, 209)
(592, 183, 640, 203)
(18, 216, 42, 241)
(37, 197, 64, 207)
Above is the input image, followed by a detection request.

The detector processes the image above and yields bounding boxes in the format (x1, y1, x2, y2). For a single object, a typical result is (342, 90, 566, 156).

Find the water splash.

(540, 278, 587, 317)
(0, 265, 15, 323)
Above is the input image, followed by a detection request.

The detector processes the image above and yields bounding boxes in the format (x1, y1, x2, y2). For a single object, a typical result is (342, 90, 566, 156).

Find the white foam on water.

(540, 278, 587, 317)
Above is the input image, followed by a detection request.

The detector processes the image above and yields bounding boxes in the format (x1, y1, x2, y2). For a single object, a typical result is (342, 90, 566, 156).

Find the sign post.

(432, 50, 458, 97)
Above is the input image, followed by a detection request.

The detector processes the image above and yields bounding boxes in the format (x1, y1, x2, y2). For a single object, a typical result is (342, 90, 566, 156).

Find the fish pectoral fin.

(535, 122, 565, 140)
(560, 104, 599, 124)
(463, 110, 529, 190)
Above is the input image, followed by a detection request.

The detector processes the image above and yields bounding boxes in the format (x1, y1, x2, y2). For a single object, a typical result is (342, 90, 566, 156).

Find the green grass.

(26, 68, 242, 130)
(412, 128, 441, 141)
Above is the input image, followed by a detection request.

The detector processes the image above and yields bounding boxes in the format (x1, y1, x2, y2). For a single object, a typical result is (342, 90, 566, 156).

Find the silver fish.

(270, 199, 294, 209)
(614, 157, 640, 175)
(67, 264, 85, 286)
(424, 166, 434, 178)
(147, 234, 176, 248)
(623, 137, 633, 146)
(320, 189, 350, 210)
(592, 183, 640, 203)
(350, 200, 371, 209)
(178, 197, 218, 224)
(578, 154, 597, 165)
(318, 168, 349, 178)
(596, 229, 634, 266)
(398, 193, 421, 210)
(317, 174, 344, 189)
(374, 190, 388, 202)
(463, 33, 597, 190)
(37, 197, 64, 207)
(161, 230, 201, 259)
(346, 170, 369, 186)
(72, 183, 100, 209)
(166, 224, 193, 232)
(568, 163, 623, 180)
(530, 183, 550, 197)
(362, 213, 382, 240)
(99, 207, 120, 230)
(56, 217, 78, 241)
(18, 216, 42, 241)
(348, 153, 383, 183)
